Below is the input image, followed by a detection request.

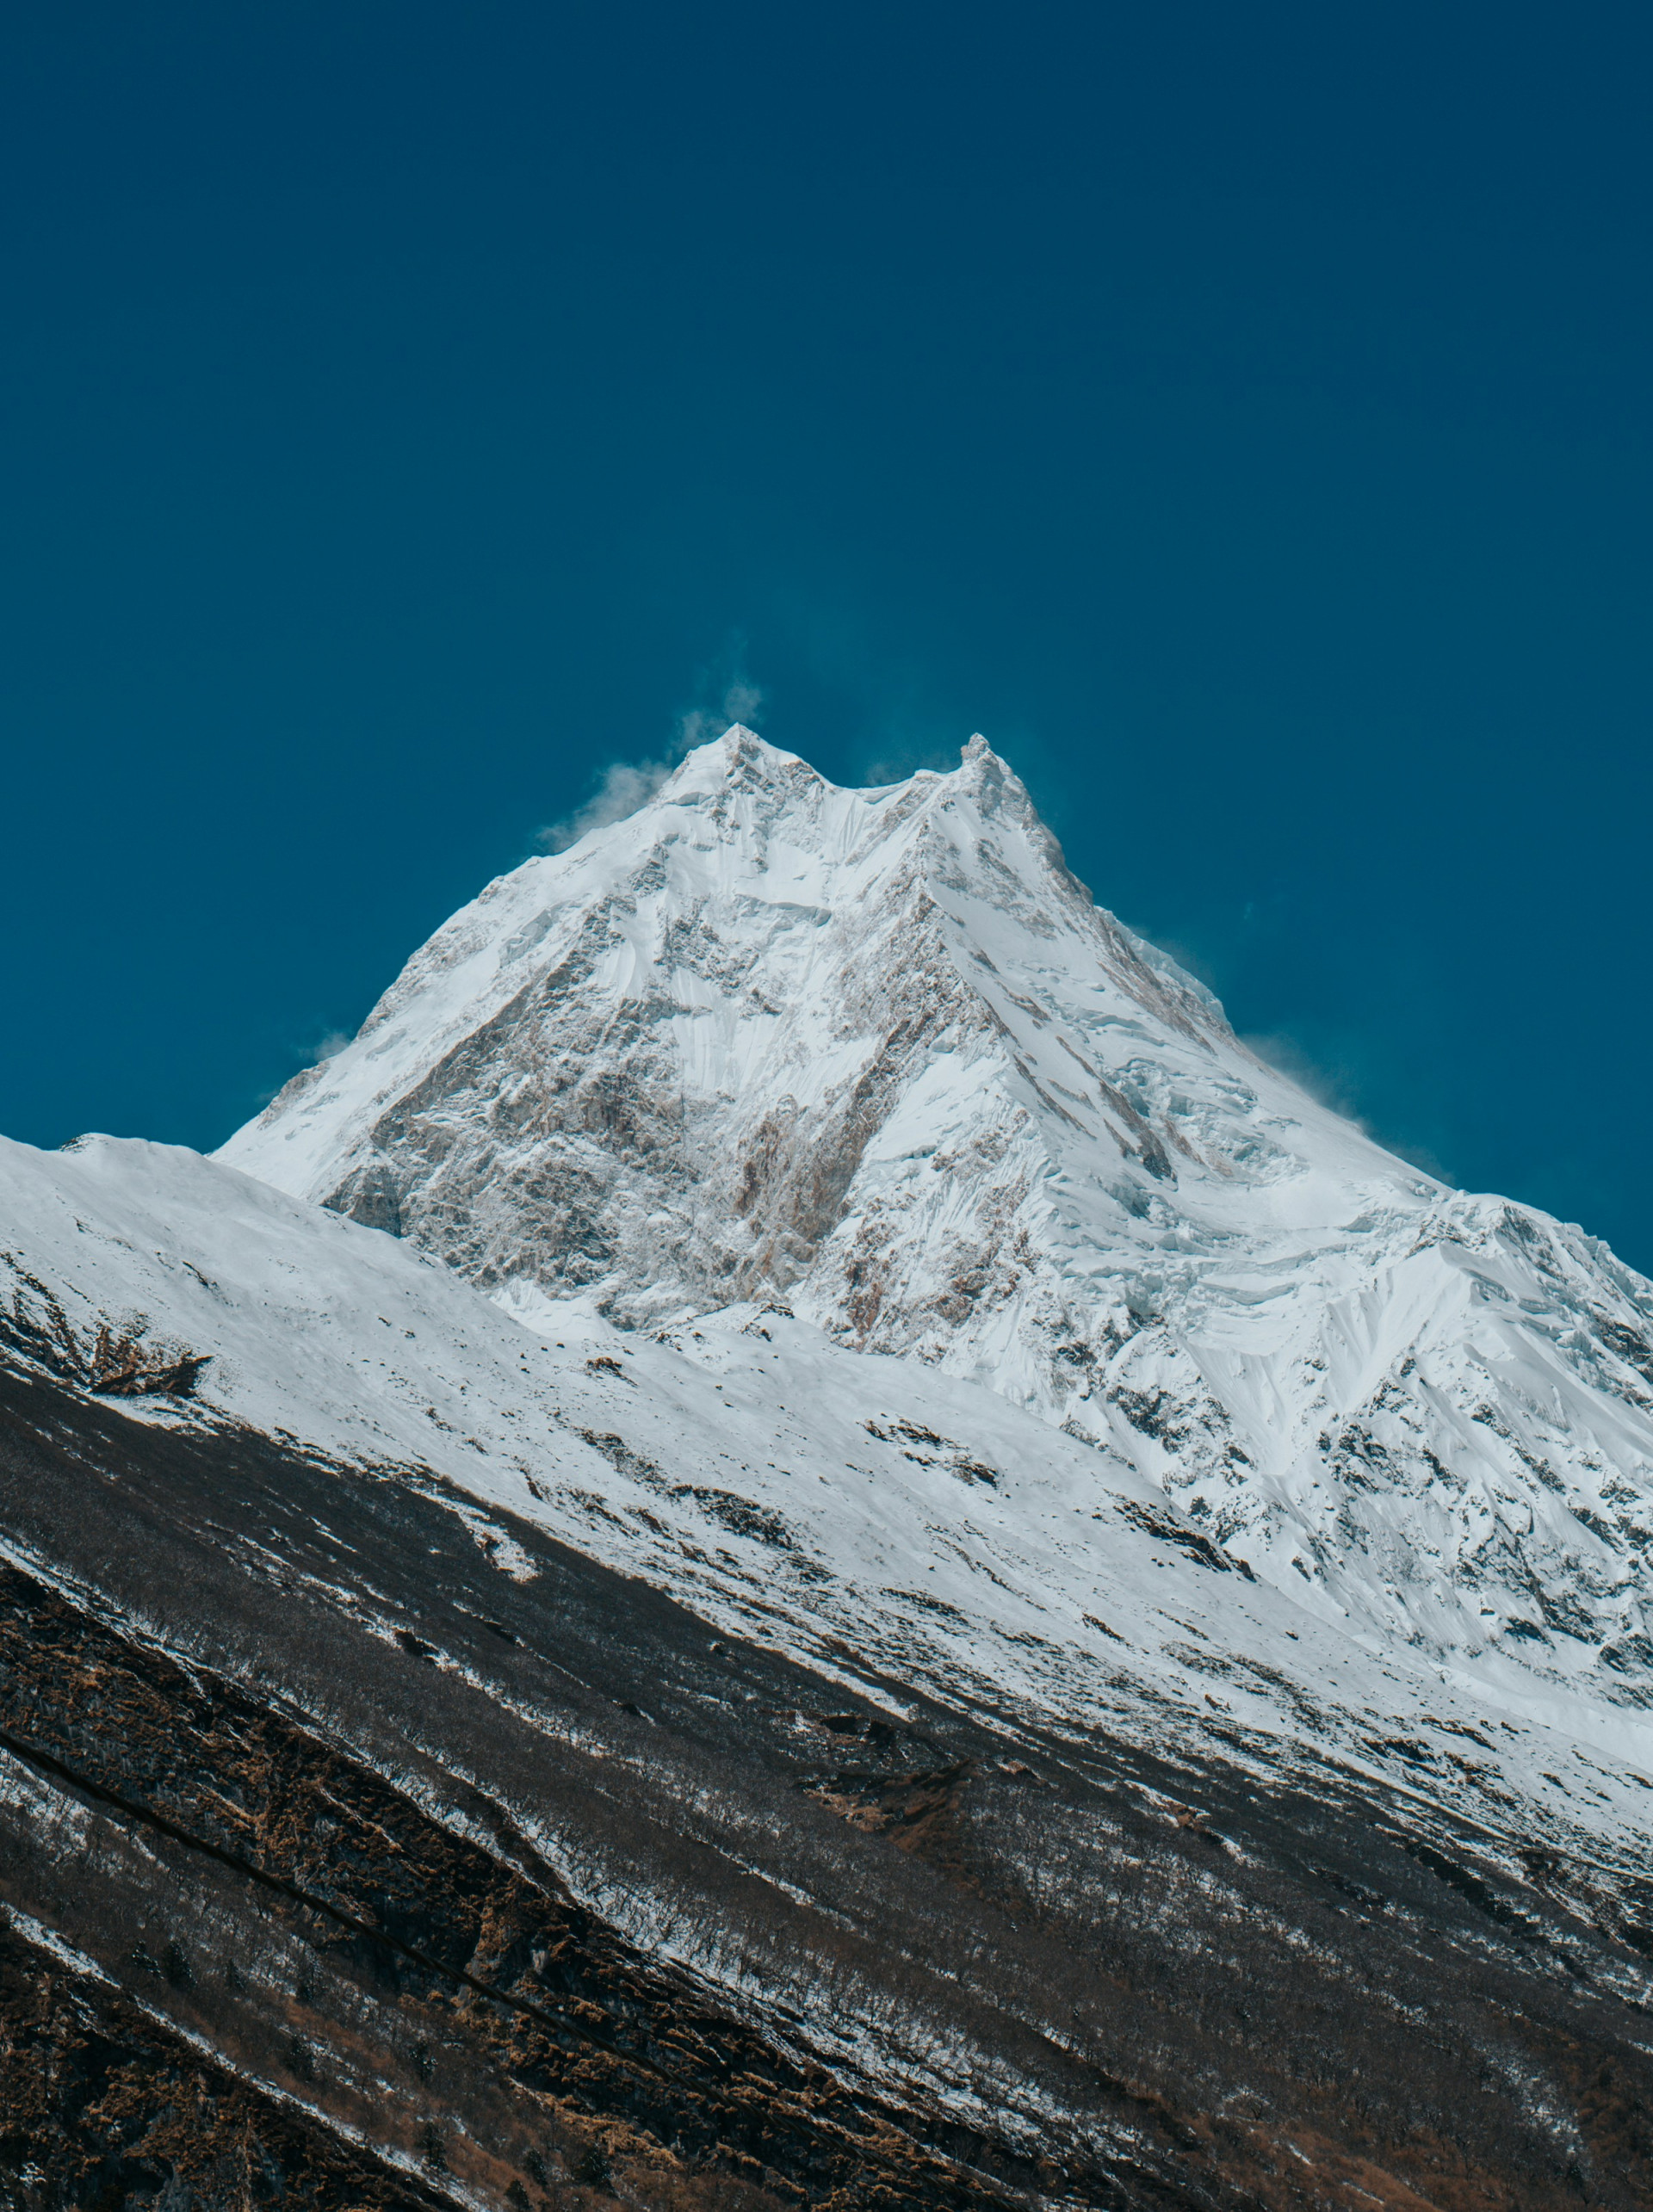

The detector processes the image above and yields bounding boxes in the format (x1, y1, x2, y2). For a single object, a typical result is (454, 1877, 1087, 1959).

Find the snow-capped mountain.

(7, 725, 1653, 2209)
(223, 726, 1653, 1702)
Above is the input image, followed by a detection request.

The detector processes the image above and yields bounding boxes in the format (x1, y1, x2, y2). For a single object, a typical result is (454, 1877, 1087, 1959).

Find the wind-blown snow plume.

(538, 757, 675, 852)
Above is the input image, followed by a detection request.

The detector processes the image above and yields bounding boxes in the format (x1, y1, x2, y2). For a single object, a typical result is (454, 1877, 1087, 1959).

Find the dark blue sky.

(5, 4, 1651, 1264)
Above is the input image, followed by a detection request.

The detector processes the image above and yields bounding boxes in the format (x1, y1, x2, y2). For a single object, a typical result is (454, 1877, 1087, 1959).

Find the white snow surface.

(216, 727, 1653, 1702)
(3, 1128, 1651, 1877)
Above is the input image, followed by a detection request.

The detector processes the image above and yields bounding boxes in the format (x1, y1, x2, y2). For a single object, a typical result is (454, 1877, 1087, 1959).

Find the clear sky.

(5, 4, 1651, 1266)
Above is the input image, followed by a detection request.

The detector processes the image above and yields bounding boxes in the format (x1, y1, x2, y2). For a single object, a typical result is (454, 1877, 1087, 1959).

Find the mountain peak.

(664, 722, 816, 800)
(952, 728, 1022, 813)
(702, 720, 785, 768)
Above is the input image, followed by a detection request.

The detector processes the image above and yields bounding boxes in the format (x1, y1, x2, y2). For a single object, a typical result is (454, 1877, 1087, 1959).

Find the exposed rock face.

(221, 726, 1653, 1685)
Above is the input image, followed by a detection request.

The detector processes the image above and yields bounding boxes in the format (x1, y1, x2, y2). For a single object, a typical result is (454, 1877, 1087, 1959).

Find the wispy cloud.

(856, 738, 962, 786)
(538, 651, 767, 854)
(1241, 1029, 1453, 1185)
(675, 656, 765, 752)
(1239, 1030, 1365, 1121)
(249, 1025, 356, 1109)
(537, 759, 676, 852)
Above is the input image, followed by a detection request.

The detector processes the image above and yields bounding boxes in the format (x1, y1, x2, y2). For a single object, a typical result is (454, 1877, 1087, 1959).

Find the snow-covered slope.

(220, 726, 1653, 1708)
(3, 1128, 1651, 1886)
